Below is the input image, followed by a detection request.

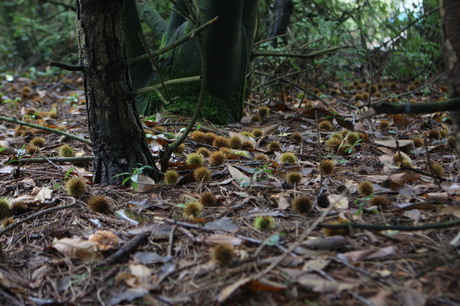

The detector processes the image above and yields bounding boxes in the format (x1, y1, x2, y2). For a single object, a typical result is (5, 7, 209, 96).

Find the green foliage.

(0, 1, 77, 71)
(112, 164, 154, 191)
(256, 0, 441, 83)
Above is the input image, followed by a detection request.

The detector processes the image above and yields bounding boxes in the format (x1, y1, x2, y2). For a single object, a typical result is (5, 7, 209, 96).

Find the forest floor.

(0, 70, 459, 306)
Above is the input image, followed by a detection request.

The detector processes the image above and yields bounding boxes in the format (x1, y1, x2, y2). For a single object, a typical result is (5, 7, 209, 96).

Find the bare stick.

(4, 156, 94, 164)
(319, 218, 460, 231)
(0, 115, 92, 146)
(252, 45, 348, 59)
(96, 232, 148, 266)
(49, 61, 84, 72)
(126, 17, 218, 66)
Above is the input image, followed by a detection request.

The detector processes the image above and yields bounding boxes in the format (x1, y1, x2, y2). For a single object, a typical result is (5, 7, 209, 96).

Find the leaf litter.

(0, 73, 459, 305)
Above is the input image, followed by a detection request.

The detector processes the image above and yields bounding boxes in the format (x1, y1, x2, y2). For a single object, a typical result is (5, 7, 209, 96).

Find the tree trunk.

(267, 0, 294, 47)
(441, 0, 460, 152)
(135, 0, 259, 124)
(77, 0, 161, 185)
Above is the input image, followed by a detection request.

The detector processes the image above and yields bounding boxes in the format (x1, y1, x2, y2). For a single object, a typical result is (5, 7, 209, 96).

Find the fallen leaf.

(296, 273, 355, 292)
(438, 206, 460, 218)
(110, 287, 149, 305)
(53, 237, 100, 262)
(135, 175, 156, 193)
(227, 165, 251, 186)
(204, 234, 243, 246)
(244, 279, 286, 293)
(34, 187, 54, 203)
(133, 252, 172, 265)
(302, 236, 349, 250)
(327, 194, 349, 209)
(374, 139, 413, 149)
(217, 277, 252, 302)
(302, 258, 331, 272)
(205, 217, 239, 233)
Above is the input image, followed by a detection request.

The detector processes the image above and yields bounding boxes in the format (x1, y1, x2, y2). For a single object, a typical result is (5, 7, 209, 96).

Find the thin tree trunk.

(77, 0, 161, 185)
(268, 0, 294, 47)
(441, 0, 460, 152)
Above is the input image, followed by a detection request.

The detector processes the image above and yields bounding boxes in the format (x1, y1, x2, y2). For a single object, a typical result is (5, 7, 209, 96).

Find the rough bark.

(77, 0, 161, 185)
(440, 0, 460, 152)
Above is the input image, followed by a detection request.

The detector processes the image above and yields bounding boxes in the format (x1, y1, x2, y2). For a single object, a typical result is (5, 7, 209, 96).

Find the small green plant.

(112, 164, 154, 191)
(2, 97, 22, 108)
(340, 139, 362, 154)
(64, 93, 79, 105)
(250, 164, 272, 182)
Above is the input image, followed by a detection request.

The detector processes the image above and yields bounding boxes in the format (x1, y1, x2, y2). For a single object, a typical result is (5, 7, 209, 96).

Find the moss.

(138, 82, 243, 125)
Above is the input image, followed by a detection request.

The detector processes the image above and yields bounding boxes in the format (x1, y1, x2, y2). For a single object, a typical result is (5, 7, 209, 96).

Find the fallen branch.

(96, 232, 148, 266)
(252, 45, 348, 59)
(319, 218, 460, 231)
(49, 61, 84, 72)
(0, 115, 92, 146)
(131, 76, 201, 97)
(4, 156, 94, 165)
(372, 97, 460, 115)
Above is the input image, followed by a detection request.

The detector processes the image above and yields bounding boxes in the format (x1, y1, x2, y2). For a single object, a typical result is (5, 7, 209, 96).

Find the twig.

(0, 115, 92, 146)
(131, 76, 201, 96)
(126, 17, 219, 66)
(167, 225, 177, 257)
(282, 79, 332, 108)
(318, 218, 460, 231)
(96, 232, 148, 266)
(4, 156, 94, 164)
(252, 45, 348, 59)
(49, 61, 84, 72)
(0, 200, 78, 236)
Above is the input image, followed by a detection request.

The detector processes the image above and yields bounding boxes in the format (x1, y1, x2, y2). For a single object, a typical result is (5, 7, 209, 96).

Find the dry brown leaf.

(302, 258, 331, 272)
(327, 194, 349, 209)
(217, 277, 252, 302)
(261, 124, 279, 135)
(128, 221, 172, 237)
(110, 287, 150, 305)
(296, 273, 355, 292)
(369, 289, 393, 306)
(302, 236, 349, 250)
(426, 192, 449, 203)
(244, 279, 286, 293)
(276, 192, 290, 210)
(227, 165, 251, 186)
(374, 139, 413, 149)
(204, 234, 243, 246)
(438, 206, 460, 218)
(337, 246, 397, 262)
(205, 217, 239, 233)
(129, 264, 153, 284)
(382, 172, 420, 189)
(34, 186, 54, 203)
(53, 237, 100, 262)
(135, 175, 156, 193)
